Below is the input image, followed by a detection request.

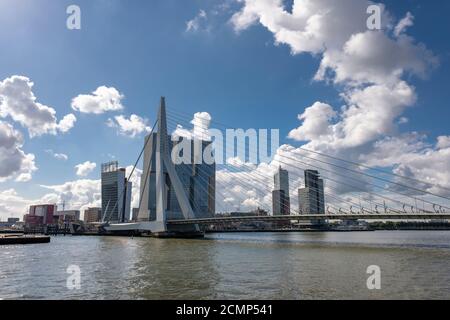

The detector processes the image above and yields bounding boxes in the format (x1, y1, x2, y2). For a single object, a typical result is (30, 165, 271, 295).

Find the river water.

(1, 231, 449, 299)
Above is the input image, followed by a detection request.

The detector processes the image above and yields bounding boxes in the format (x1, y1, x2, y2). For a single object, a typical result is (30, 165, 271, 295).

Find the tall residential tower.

(272, 166, 290, 215)
(298, 170, 325, 214)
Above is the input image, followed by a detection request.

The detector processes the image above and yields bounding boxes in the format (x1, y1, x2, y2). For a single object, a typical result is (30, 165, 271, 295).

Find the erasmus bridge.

(103, 97, 450, 237)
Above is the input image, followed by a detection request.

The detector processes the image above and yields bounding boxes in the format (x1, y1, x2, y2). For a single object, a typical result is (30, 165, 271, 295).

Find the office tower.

(101, 161, 132, 223)
(84, 207, 102, 223)
(274, 166, 289, 194)
(137, 133, 216, 221)
(272, 166, 290, 215)
(298, 170, 325, 214)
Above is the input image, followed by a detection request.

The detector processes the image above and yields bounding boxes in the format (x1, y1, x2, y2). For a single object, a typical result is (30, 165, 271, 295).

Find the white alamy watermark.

(66, 265, 81, 290)
(66, 5, 81, 30)
(366, 5, 382, 30)
(171, 128, 279, 165)
(366, 265, 381, 290)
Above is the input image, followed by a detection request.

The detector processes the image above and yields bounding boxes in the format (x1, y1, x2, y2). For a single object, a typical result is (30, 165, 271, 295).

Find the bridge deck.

(167, 213, 450, 225)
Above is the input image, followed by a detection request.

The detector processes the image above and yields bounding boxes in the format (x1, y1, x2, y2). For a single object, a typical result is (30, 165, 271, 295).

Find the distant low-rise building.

(229, 208, 268, 217)
(7, 217, 20, 224)
(84, 207, 102, 223)
(55, 210, 80, 225)
(24, 204, 57, 227)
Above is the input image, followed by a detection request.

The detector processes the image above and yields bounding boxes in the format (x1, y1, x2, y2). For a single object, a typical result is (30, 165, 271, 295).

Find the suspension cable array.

(163, 107, 450, 215)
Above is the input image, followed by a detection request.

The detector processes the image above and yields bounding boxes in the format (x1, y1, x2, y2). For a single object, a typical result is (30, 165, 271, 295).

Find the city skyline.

(2, 0, 450, 303)
(1, 0, 450, 221)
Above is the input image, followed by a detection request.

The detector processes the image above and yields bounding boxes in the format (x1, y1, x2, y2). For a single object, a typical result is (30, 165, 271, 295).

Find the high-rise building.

(84, 207, 102, 223)
(137, 133, 216, 221)
(272, 166, 290, 215)
(101, 161, 132, 223)
(274, 166, 289, 194)
(298, 170, 325, 214)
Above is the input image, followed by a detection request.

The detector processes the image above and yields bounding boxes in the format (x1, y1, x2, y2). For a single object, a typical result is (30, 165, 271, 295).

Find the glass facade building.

(138, 133, 216, 221)
(298, 170, 325, 214)
(272, 166, 290, 215)
(101, 161, 132, 223)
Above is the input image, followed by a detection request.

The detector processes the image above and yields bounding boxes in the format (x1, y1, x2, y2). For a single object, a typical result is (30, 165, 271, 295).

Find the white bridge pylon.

(105, 97, 199, 234)
(154, 97, 197, 232)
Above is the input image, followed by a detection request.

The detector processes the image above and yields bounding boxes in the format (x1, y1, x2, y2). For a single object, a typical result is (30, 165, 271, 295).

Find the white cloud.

(230, 0, 383, 54)
(71, 86, 124, 114)
(0, 75, 77, 137)
(0, 189, 33, 220)
(361, 134, 450, 196)
(226, 156, 257, 169)
(228, 0, 447, 203)
(394, 12, 414, 37)
(288, 102, 336, 142)
(57, 113, 77, 133)
(45, 149, 68, 161)
(0, 120, 37, 182)
(75, 161, 97, 177)
(186, 9, 208, 32)
(107, 114, 151, 137)
(172, 111, 212, 140)
(315, 31, 436, 86)
(40, 179, 101, 215)
(1, 164, 142, 220)
(125, 165, 142, 209)
(398, 117, 409, 125)
(231, 1, 437, 87)
(437, 136, 450, 150)
(54, 153, 68, 161)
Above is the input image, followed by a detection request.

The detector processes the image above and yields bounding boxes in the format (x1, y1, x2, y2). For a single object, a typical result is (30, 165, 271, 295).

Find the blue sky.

(0, 0, 449, 218)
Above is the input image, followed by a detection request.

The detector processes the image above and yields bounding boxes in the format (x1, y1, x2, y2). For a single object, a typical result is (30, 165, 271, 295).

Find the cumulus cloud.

(0, 189, 34, 220)
(75, 161, 97, 177)
(230, 0, 437, 86)
(1, 163, 142, 221)
(0, 75, 77, 137)
(437, 136, 450, 150)
(172, 112, 212, 140)
(107, 114, 152, 138)
(57, 113, 77, 133)
(360, 134, 450, 196)
(228, 0, 447, 204)
(315, 31, 436, 86)
(0, 120, 37, 182)
(288, 102, 336, 142)
(230, 0, 383, 54)
(40, 179, 101, 215)
(71, 86, 124, 114)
